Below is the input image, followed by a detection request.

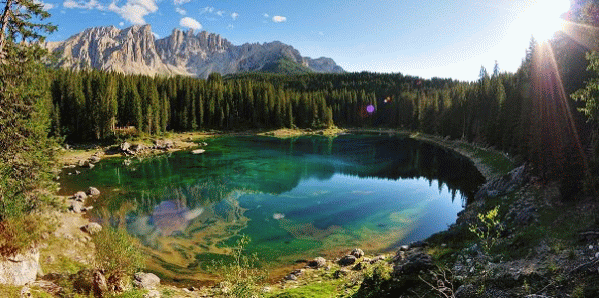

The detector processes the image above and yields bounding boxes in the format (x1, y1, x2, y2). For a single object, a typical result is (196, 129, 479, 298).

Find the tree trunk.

(0, 0, 14, 61)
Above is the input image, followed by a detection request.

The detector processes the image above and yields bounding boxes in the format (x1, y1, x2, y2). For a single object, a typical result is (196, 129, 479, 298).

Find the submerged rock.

(191, 149, 205, 154)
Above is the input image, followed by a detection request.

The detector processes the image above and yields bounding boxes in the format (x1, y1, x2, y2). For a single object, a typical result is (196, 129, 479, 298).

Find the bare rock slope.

(45, 24, 344, 78)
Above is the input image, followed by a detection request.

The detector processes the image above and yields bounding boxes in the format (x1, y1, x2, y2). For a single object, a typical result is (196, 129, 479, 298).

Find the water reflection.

(60, 135, 484, 283)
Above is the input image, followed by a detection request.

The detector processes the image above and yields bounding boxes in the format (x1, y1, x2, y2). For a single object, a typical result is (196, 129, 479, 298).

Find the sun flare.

(519, 0, 571, 41)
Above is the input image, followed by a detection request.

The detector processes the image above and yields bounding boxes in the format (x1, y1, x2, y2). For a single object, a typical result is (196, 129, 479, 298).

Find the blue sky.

(41, 0, 570, 81)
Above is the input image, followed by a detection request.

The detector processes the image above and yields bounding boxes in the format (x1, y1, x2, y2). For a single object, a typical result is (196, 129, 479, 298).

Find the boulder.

(154, 139, 175, 150)
(120, 142, 131, 152)
(350, 248, 364, 258)
(133, 272, 160, 290)
(191, 149, 205, 154)
(70, 201, 84, 213)
(82, 223, 102, 235)
(87, 187, 100, 196)
(307, 257, 327, 268)
(393, 252, 433, 276)
(338, 255, 357, 266)
(92, 270, 108, 298)
(130, 144, 146, 153)
(77, 160, 86, 167)
(73, 191, 87, 202)
(86, 163, 95, 169)
(0, 249, 40, 286)
(475, 165, 527, 200)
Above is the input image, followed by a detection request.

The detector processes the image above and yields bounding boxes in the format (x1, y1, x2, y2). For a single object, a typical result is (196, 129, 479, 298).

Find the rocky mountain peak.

(46, 25, 344, 78)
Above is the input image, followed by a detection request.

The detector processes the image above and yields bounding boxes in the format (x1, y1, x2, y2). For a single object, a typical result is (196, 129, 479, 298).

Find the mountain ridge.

(45, 24, 344, 78)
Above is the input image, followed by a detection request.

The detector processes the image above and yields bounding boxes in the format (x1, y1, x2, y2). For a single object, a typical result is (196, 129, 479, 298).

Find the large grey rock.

(338, 255, 357, 266)
(133, 272, 160, 290)
(475, 165, 527, 200)
(393, 252, 433, 275)
(92, 270, 108, 298)
(350, 248, 364, 258)
(307, 257, 327, 268)
(44, 25, 344, 79)
(70, 201, 84, 213)
(120, 142, 131, 152)
(0, 249, 40, 286)
(82, 223, 102, 235)
(87, 187, 100, 196)
(73, 191, 88, 202)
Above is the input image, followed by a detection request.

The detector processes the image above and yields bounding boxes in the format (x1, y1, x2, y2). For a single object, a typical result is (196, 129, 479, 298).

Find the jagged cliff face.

(45, 24, 344, 77)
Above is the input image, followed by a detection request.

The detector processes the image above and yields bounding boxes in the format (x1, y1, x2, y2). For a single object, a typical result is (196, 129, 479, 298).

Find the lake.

(58, 134, 484, 283)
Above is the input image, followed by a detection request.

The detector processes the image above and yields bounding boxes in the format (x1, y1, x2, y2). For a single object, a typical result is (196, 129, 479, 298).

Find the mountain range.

(44, 24, 344, 78)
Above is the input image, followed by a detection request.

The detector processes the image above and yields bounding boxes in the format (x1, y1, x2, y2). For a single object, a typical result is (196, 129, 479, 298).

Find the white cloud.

(180, 17, 202, 30)
(216, 10, 224, 17)
(119, 21, 124, 26)
(318, 31, 324, 36)
(231, 12, 238, 20)
(272, 15, 286, 23)
(262, 13, 269, 18)
(173, 0, 190, 5)
(201, 6, 214, 14)
(34, 0, 55, 10)
(175, 7, 186, 15)
(227, 24, 234, 29)
(63, 0, 103, 10)
(108, 0, 158, 25)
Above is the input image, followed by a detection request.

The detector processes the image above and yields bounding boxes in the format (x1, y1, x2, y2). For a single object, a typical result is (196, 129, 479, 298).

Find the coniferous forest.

(47, 33, 594, 195)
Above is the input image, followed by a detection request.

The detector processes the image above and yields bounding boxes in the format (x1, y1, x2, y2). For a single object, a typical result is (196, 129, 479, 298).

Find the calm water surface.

(59, 134, 484, 282)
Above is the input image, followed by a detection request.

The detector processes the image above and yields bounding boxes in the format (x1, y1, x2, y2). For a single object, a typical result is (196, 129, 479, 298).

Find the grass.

(456, 142, 514, 177)
(0, 285, 21, 297)
(269, 280, 348, 298)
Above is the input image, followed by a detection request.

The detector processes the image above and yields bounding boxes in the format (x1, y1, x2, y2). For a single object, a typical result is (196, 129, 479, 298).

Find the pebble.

(590, 245, 594, 250)
(595, 252, 599, 259)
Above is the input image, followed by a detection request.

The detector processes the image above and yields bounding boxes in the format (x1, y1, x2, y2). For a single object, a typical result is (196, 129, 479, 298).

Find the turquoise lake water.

(59, 134, 484, 282)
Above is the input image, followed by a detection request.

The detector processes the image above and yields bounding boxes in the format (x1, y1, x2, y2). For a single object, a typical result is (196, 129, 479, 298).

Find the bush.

(0, 214, 53, 257)
(209, 235, 267, 298)
(93, 227, 146, 290)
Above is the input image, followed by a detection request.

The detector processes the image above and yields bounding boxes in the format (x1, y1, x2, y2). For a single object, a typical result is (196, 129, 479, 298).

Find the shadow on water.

(59, 134, 484, 283)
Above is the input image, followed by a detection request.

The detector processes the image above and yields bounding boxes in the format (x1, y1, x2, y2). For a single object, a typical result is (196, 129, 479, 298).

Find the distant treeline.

(48, 37, 592, 192)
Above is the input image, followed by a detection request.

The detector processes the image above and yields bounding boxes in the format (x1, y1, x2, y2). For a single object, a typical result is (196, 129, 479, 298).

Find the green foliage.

(209, 235, 268, 298)
(93, 227, 146, 286)
(469, 205, 504, 253)
(0, 0, 58, 256)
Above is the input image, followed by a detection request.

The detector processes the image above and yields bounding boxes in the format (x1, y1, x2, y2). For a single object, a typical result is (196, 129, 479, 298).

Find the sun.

(519, 0, 571, 41)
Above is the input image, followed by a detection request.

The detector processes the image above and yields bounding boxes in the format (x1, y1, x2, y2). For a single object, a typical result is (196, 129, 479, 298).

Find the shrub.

(209, 235, 267, 298)
(93, 227, 146, 290)
(0, 214, 53, 257)
(468, 205, 503, 253)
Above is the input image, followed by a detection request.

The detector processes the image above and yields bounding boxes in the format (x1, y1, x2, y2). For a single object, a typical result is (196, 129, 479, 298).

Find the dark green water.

(59, 134, 484, 281)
